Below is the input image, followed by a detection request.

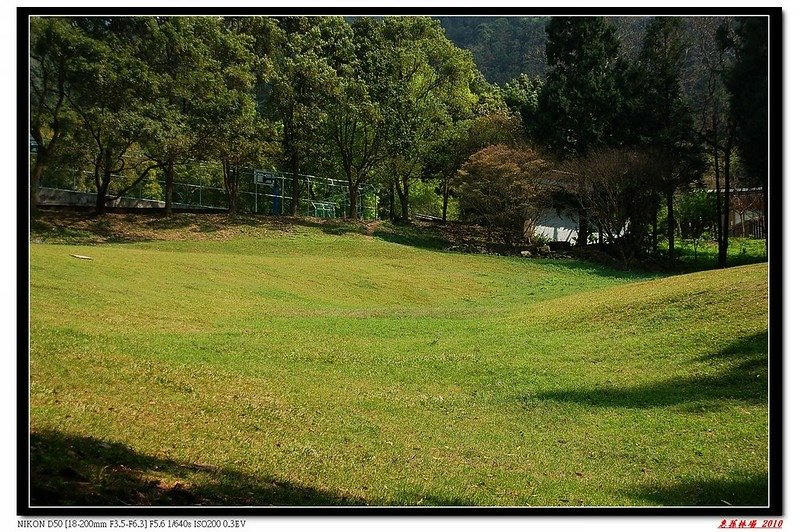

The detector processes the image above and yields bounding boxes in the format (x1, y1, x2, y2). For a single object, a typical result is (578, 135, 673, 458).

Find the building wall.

(534, 208, 578, 242)
(524, 207, 601, 244)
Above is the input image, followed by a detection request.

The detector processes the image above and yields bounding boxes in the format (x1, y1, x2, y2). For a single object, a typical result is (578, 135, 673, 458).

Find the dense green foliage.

(29, 215, 768, 506)
(30, 15, 769, 268)
(437, 16, 550, 84)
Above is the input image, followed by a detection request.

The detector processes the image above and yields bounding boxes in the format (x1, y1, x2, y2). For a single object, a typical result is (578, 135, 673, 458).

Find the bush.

(455, 144, 551, 252)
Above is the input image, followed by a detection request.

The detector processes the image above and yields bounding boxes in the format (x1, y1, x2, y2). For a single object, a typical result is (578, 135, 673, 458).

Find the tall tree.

(725, 17, 769, 246)
(535, 17, 626, 159)
(30, 18, 88, 214)
(634, 17, 706, 259)
(141, 17, 253, 216)
(695, 19, 737, 267)
(268, 17, 339, 216)
(371, 17, 478, 223)
(203, 19, 274, 214)
(65, 18, 158, 215)
(535, 17, 627, 245)
(322, 18, 384, 219)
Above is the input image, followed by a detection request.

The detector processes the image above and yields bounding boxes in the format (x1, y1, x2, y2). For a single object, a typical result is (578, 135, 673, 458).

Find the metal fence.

(40, 167, 379, 220)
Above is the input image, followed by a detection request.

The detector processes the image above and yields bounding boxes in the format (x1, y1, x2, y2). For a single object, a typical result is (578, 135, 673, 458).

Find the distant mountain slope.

(435, 16, 550, 84)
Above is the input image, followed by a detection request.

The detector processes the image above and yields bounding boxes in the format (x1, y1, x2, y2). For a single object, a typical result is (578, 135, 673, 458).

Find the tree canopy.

(30, 15, 770, 269)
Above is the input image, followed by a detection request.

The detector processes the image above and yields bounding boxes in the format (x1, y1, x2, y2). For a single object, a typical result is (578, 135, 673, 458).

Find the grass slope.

(28, 214, 769, 507)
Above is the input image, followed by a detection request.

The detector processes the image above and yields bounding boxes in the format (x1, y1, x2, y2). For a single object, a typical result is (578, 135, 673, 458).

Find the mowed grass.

(28, 215, 769, 507)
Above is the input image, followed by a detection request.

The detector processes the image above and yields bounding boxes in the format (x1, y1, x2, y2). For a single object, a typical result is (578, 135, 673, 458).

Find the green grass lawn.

(28, 214, 769, 507)
(669, 237, 767, 271)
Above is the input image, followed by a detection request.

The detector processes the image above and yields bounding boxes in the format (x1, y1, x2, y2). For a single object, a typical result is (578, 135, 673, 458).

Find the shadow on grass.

(143, 213, 266, 232)
(538, 257, 659, 282)
(29, 430, 366, 506)
(29, 430, 476, 507)
(526, 332, 767, 410)
(669, 240, 767, 274)
(696, 331, 768, 363)
(627, 473, 768, 506)
(372, 226, 448, 251)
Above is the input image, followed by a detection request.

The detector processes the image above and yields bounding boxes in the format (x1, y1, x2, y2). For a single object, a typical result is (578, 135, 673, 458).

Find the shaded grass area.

(626, 473, 768, 506)
(28, 216, 769, 507)
(531, 332, 767, 410)
(30, 430, 367, 506)
(669, 238, 767, 272)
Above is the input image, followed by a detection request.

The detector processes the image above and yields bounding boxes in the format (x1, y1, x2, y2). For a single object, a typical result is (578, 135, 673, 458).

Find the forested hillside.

(438, 16, 724, 103)
(436, 17, 550, 84)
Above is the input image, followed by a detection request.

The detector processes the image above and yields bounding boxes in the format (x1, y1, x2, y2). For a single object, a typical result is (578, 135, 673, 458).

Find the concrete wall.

(524, 207, 604, 244)
(531, 208, 580, 242)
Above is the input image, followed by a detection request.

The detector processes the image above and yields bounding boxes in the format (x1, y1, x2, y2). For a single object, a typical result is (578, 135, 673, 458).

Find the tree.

(423, 111, 522, 222)
(370, 17, 478, 223)
(695, 19, 738, 267)
(535, 17, 628, 245)
(725, 17, 768, 246)
(140, 17, 255, 215)
(30, 18, 88, 214)
(204, 19, 276, 214)
(455, 145, 551, 252)
(535, 17, 626, 159)
(500, 73, 541, 141)
(321, 18, 384, 219)
(564, 148, 659, 267)
(634, 17, 706, 259)
(267, 17, 340, 216)
(64, 17, 159, 215)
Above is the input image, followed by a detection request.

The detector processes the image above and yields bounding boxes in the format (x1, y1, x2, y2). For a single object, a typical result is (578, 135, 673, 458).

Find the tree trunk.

(713, 141, 724, 268)
(222, 159, 238, 214)
(95, 171, 112, 215)
(441, 176, 450, 223)
(395, 176, 410, 223)
(402, 177, 410, 223)
(95, 150, 113, 215)
(164, 159, 175, 216)
(720, 144, 732, 268)
(290, 150, 300, 216)
(651, 196, 659, 255)
(577, 209, 588, 247)
(667, 188, 675, 259)
(31, 151, 47, 215)
(388, 183, 395, 221)
(348, 184, 359, 219)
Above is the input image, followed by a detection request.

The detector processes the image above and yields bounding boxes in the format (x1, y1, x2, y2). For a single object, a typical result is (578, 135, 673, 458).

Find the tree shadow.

(626, 473, 768, 506)
(28, 430, 478, 507)
(372, 224, 449, 251)
(538, 256, 659, 281)
(696, 331, 768, 362)
(389, 489, 476, 506)
(29, 430, 366, 507)
(526, 332, 767, 410)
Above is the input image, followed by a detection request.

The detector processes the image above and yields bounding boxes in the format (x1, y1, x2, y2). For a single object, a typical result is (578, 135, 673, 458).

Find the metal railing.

(40, 167, 379, 220)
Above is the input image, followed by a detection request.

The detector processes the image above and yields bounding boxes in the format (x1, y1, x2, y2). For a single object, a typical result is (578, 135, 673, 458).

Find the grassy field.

(28, 213, 769, 507)
(670, 237, 768, 272)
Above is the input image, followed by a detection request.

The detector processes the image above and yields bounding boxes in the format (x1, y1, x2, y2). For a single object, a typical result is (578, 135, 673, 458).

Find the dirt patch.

(30, 211, 307, 245)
